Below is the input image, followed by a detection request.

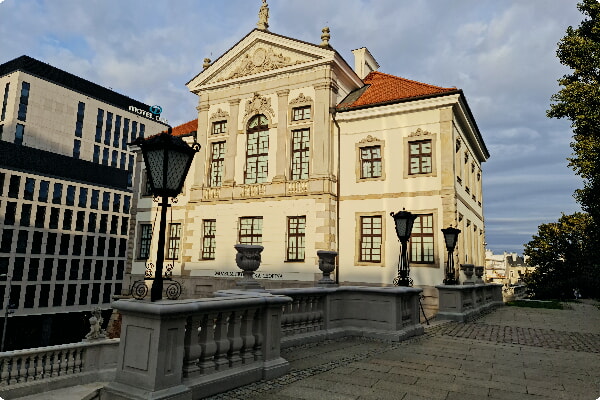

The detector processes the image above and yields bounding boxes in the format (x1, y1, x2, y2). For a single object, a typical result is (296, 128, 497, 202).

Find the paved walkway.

(208, 300, 600, 400)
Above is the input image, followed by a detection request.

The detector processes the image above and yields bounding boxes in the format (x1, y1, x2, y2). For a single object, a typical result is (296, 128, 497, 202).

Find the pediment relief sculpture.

(289, 93, 313, 105)
(245, 93, 275, 119)
(210, 108, 229, 120)
(408, 128, 435, 137)
(217, 46, 308, 82)
(359, 135, 380, 143)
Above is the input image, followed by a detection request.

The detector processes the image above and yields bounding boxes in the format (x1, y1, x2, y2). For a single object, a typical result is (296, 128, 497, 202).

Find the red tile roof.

(169, 119, 198, 136)
(338, 71, 457, 109)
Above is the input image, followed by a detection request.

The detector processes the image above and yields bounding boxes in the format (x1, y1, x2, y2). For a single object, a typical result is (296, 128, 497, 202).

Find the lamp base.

(443, 274, 459, 285)
(393, 276, 412, 287)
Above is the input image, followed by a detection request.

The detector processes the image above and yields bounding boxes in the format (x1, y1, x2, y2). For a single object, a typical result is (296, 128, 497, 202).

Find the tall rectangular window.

(287, 216, 306, 261)
(113, 115, 121, 147)
(292, 105, 311, 121)
(209, 141, 225, 187)
(8, 175, 20, 198)
(75, 102, 85, 137)
(20, 204, 32, 226)
(75, 211, 85, 231)
(123, 196, 131, 213)
(139, 123, 145, 138)
(95, 109, 104, 142)
(35, 206, 46, 228)
(138, 224, 152, 260)
(15, 123, 24, 145)
(0, 229, 13, 253)
(73, 139, 81, 159)
(410, 214, 434, 263)
(409, 140, 432, 175)
(102, 192, 110, 211)
(104, 112, 113, 145)
(102, 148, 109, 165)
(360, 146, 382, 179)
(244, 133, 268, 184)
(17, 81, 30, 121)
(24, 177, 35, 200)
(131, 121, 138, 141)
(52, 183, 63, 204)
(16, 230, 28, 253)
(111, 150, 118, 167)
(201, 219, 216, 260)
(212, 121, 227, 135)
(78, 187, 88, 207)
(49, 207, 60, 229)
(291, 129, 310, 180)
(62, 209, 73, 230)
(91, 189, 99, 209)
(66, 185, 76, 206)
(39, 180, 49, 202)
(88, 212, 97, 232)
(120, 153, 127, 170)
(31, 232, 43, 254)
(5, 202, 17, 225)
(93, 145, 100, 163)
(239, 217, 262, 245)
(122, 118, 130, 149)
(166, 223, 181, 260)
(359, 216, 382, 263)
(1, 83, 9, 121)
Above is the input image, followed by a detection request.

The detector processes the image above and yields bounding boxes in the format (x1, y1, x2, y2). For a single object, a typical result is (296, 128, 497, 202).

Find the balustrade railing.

(437, 283, 503, 322)
(0, 339, 119, 399)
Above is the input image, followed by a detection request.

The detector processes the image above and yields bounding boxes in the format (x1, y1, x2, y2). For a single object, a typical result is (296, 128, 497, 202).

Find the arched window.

(244, 114, 269, 184)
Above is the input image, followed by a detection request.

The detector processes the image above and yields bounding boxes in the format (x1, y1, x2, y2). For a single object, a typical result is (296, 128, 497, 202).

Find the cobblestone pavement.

(206, 300, 600, 400)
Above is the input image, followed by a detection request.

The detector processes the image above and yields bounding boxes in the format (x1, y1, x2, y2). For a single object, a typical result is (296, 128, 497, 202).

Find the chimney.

(351, 47, 380, 79)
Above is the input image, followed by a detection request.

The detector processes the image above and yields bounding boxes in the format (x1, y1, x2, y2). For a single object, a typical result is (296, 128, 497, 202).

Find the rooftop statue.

(257, 0, 269, 30)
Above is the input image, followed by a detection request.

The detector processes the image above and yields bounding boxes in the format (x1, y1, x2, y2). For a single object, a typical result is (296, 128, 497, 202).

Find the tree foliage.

(547, 0, 600, 226)
(523, 213, 598, 299)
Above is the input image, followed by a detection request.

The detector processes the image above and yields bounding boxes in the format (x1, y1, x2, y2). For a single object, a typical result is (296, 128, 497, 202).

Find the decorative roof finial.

(257, 0, 269, 31)
(320, 27, 331, 47)
(203, 58, 212, 70)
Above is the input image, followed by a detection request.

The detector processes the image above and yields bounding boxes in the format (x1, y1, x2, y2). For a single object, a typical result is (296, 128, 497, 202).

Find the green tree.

(523, 213, 597, 299)
(547, 0, 600, 228)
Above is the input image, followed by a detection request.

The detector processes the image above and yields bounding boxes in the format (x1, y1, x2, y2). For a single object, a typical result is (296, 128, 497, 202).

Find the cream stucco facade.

(129, 26, 489, 312)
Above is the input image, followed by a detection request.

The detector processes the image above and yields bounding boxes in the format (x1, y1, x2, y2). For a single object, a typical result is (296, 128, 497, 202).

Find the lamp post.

(441, 226, 461, 285)
(131, 130, 199, 301)
(1, 274, 15, 352)
(390, 209, 418, 286)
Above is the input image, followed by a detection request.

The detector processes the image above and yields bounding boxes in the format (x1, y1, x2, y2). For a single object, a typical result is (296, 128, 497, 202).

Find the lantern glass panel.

(166, 150, 190, 191)
(395, 218, 408, 238)
(146, 149, 165, 190)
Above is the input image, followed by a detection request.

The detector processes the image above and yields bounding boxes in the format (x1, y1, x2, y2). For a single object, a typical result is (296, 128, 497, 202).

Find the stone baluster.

(291, 298, 302, 335)
(183, 315, 203, 377)
(213, 312, 231, 370)
(26, 355, 36, 382)
(40, 352, 51, 379)
(76, 348, 84, 373)
(298, 297, 308, 333)
(240, 308, 257, 364)
(252, 307, 263, 361)
(198, 313, 217, 374)
(227, 311, 243, 368)
(51, 350, 61, 377)
(0, 358, 9, 386)
(15, 356, 26, 383)
(280, 302, 292, 336)
(66, 349, 75, 374)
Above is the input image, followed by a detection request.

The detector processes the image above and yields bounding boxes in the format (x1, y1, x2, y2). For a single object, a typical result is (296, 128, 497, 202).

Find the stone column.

(223, 98, 241, 186)
(193, 102, 210, 187)
(310, 82, 333, 179)
(273, 89, 289, 182)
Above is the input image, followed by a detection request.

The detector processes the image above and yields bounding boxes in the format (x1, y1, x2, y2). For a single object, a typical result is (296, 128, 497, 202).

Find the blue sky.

(0, 0, 584, 254)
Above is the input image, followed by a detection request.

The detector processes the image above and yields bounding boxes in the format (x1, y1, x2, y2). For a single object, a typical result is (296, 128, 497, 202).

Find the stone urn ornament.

(234, 244, 264, 290)
(460, 264, 475, 285)
(317, 250, 338, 286)
(474, 266, 485, 284)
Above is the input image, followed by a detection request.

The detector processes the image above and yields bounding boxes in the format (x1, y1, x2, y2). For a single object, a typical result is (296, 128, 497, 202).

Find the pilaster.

(193, 102, 210, 187)
(273, 89, 290, 182)
(223, 98, 241, 186)
(310, 82, 333, 179)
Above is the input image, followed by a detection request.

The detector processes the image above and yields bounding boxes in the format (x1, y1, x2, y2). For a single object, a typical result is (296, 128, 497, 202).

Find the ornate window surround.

(288, 93, 313, 125)
(403, 128, 437, 179)
(355, 135, 386, 182)
(209, 108, 230, 137)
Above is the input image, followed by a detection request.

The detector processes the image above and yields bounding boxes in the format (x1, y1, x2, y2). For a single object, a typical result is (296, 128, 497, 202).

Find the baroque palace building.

(0, 55, 167, 349)
(130, 4, 489, 312)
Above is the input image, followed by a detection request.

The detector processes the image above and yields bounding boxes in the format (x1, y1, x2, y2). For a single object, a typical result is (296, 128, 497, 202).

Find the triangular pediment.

(187, 30, 335, 91)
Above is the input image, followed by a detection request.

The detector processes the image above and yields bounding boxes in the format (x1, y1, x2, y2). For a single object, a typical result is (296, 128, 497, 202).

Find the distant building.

(485, 250, 534, 285)
(129, 5, 489, 314)
(0, 55, 167, 349)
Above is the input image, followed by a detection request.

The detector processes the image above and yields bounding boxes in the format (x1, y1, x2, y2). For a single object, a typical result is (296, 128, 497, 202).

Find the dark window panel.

(24, 177, 35, 200)
(42, 259, 54, 281)
(8, 175, 20, 198)
(53, 284, 64, 307)
(31, 231, 43, 254)
(20, 204, 32, 226)
(5, 202, 17, 225)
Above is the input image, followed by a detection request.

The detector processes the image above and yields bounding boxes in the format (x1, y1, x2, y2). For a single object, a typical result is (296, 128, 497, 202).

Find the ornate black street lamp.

(390, 209, 418, 286)
(441, 226, 461, 285)
(131, 130, 199, 301)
